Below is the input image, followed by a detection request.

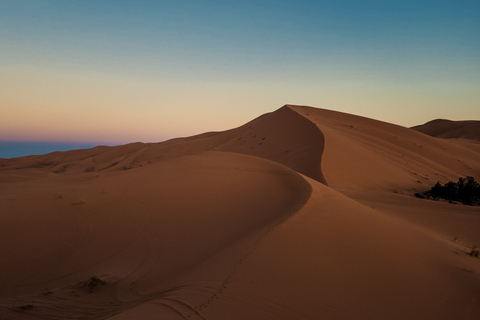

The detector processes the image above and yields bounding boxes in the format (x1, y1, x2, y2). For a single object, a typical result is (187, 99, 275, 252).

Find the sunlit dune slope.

(1, 105, 479, 320)
(412, 119, 480, 142)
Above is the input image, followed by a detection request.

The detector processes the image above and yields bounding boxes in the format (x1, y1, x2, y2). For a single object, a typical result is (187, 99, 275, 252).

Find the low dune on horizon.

(411, 119, 480, 142)
(1, 105, 479, 320)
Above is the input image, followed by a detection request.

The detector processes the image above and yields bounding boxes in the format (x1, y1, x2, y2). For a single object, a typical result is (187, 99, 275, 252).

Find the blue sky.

(1, 0, 479, 144)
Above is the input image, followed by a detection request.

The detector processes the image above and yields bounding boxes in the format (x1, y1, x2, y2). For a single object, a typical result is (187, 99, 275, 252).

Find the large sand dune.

(0, 105, 479, 319)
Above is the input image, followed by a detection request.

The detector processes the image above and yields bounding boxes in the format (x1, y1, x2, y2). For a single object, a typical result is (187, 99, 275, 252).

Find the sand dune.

(412, 119, 480, 142)
(0, 105, 479, 319)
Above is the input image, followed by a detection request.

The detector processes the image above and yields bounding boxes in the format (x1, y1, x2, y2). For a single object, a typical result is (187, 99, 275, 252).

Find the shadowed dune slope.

(412, 119, 480, 141)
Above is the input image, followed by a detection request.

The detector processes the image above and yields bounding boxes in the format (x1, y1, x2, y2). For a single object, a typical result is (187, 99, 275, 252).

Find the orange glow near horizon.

(2, 64, 478, 144)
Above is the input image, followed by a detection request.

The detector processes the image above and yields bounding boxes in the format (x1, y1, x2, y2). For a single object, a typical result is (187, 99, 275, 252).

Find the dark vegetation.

(415, 176, 480, 205)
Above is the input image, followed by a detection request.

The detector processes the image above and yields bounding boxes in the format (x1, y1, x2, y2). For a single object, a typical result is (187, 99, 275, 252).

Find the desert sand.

(412, 119, 480, 142)
(0, 105, 479, 319)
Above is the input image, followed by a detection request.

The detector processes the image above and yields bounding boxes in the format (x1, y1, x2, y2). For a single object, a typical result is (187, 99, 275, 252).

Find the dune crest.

(215, 106, 328, 185)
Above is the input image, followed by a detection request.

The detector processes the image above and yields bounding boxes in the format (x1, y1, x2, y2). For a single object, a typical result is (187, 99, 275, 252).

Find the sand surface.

(0, 105, 479, 319)
(412, 119, 480, 142)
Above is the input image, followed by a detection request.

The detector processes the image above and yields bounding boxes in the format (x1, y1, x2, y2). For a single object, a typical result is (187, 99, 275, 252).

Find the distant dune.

(1, 105, 479, 320)
(412, 119, 480, 142)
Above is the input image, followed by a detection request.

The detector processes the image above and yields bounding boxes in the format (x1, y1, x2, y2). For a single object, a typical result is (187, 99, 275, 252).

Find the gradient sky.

(1, 0, 479, 144)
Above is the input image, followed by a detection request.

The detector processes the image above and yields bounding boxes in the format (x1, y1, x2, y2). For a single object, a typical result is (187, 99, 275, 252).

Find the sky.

(1, 0, 479, 145)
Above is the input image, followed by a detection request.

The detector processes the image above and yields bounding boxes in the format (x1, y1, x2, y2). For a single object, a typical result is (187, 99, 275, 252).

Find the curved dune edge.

(108, 176, 480, 320)
(0, 151, 312, 319)
(200, 177, 480, 320)
(216, 105, 328, 185)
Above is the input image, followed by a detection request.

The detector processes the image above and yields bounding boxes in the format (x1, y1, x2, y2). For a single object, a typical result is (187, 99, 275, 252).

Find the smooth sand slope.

(0, 105, 479, 319)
